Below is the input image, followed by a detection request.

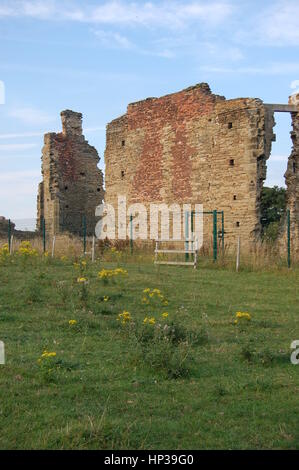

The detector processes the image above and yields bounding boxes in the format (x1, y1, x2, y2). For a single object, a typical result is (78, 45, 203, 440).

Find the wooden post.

(155, 241, 158, 264)
(194, 237, 198, 269)
(0, 341, 4, 365)
(51, 236, 56, 258)
(92, 236, 95, 263)
(83, 215, 87, 255)
(236, 236, 240, 272)
(8, 219, 11, 253)
(10, 235, 14, 255)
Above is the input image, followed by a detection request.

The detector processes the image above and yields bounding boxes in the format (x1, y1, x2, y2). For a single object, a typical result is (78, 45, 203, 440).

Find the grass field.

(0, 247, 298, 450)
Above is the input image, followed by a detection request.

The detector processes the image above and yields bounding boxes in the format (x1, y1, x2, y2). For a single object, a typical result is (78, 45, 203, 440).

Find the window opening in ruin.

(121, 170, 125, 178)
(230, 159, 234, 166)
(122, 140, 125, 147)
(97, 188, 101, 192)
(265, 113, 291, 189)
(228, 122, 233, 129)
(262, 112, 291, 241)
(236, 221, 240, 227)
(233, 195, 237, 200)
(64, 186, 68, 190)
(80, 172, 85, 177)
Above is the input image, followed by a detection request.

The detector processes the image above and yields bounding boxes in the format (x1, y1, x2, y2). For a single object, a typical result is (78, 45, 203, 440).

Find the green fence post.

(42, 217, 46, 253)
(221, 211, 225, 252)
(83, 215, 87, 254)
(287, 209, 291, 268)
(130, 215, 133, 254)
(8, 219, 11, 253)
(213, 210, 217, 262)
(185, 211, 189, 261)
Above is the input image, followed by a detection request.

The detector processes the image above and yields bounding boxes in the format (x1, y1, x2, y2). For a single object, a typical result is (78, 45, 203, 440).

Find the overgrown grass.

(0, 250, 298, 449)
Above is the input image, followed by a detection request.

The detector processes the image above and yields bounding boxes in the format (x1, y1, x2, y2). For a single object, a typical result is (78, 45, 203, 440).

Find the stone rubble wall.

(279, 95, 299, 256)
(104, 83, 276, 249)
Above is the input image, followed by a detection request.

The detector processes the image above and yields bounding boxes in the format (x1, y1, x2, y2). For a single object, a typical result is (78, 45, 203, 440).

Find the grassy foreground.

(0, 250, 298, 450)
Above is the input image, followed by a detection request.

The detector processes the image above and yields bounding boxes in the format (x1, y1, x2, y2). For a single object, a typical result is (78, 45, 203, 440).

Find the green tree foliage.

(260, 186, 286, 241)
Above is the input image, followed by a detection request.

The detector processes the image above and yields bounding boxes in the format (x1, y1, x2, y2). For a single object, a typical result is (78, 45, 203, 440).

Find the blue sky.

(0, 0, 299, 226)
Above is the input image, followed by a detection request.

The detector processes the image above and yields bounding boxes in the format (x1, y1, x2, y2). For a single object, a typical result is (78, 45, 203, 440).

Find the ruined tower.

(104, 83, 298, 251)
(37, 110, 104, 235)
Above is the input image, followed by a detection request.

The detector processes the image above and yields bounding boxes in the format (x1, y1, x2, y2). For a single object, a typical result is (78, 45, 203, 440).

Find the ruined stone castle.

(37, 110, 104, 235)
(37, 83, 299, 252)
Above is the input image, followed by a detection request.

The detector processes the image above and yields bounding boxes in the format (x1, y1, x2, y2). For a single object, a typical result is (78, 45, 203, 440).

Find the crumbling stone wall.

(283, 95, 299, 255)
(37, 110, 104, 235)
(104, 83, 276, 248)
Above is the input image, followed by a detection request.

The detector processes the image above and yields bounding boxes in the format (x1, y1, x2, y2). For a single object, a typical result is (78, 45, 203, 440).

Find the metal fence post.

(185, 211, 189, 261)
(213, 210, 217, 262)
(287, 209, 291, 268)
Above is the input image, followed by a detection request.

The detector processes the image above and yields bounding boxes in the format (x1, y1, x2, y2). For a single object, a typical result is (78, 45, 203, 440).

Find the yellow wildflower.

(69, 319, 77, 326)
(117, 311, 132, 324)
(235, 311, 251, 321)
(77, 277, 87, 284)
(41, 350, 57, 358)
(162, 312, 169, 318)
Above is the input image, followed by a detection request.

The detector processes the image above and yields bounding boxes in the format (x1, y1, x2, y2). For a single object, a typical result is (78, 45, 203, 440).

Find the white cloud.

(0, 169, 41, 220)
(0, 143, 38, 152)
(93, 30, 132, 49)
(0, 131, 44, 139)
(0, 1, 234, 28)
(200, 62, 299, 76)
(22, 0, 56, 19)
(0, 169, 40, 182)
(86, 1, 234, 28)
(260, 1, 299, 46)
(9, 107, 55, 125)
(0, 127, 105, 141)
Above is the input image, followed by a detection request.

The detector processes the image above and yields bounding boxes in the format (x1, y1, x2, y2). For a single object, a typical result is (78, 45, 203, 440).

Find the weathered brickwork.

(104, 83, 280, 247)
(37, 110, 104, 235)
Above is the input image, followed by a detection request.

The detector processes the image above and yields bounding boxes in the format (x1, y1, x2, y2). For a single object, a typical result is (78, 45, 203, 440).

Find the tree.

(260, 186, 286, 241)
